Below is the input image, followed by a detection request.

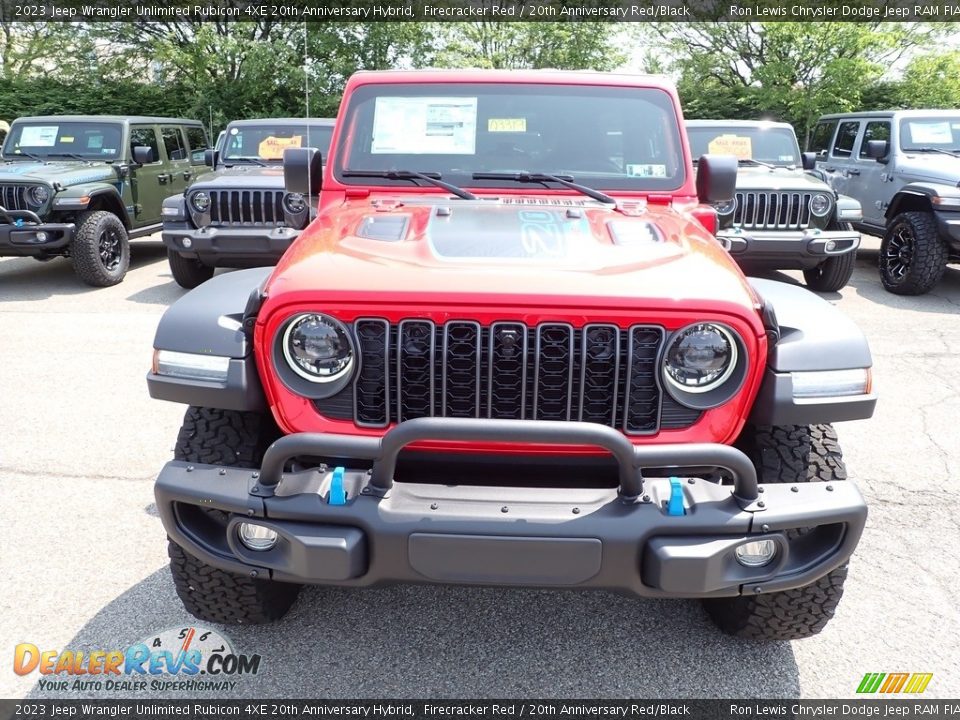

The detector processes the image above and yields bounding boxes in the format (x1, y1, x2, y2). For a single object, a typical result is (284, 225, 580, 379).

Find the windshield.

(899, 117, 960, 151)
(333, 83, 685, 192)
(2, 121, 124, 160)
(222, 123, 333, 162)
(687, 125, 800, 166)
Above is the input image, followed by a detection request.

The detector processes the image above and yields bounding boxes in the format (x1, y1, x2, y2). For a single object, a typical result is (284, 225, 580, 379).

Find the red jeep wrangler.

(149, 70, 876, 640)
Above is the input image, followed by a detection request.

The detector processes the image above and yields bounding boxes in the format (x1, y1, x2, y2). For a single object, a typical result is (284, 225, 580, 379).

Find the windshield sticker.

(908, 121, 953, 144)
(258, 135, 302, 160)
(488, 118, 526, 133)
(626, 164, 667, 178)
(20, 126, 58, 147)
(372, 96, 478, 155)
(60, 136, 75, 143)
(86, 136, 103, 150)
(707, 134, 752, 159)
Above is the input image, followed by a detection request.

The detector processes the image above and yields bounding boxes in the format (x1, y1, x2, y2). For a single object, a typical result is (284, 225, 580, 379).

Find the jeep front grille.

(733, 191, 812, 230)
(0, 184, 32, 211)
(339, 319, 691, 436)
(207, 190, 284, 226)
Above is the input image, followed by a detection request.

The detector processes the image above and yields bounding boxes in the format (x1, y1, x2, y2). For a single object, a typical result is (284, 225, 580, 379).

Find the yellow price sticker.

(60, 136, 75, 143)
(707, 134, 752, 160)
(258, 135, 303, 160)
(488, 118, 527, 133)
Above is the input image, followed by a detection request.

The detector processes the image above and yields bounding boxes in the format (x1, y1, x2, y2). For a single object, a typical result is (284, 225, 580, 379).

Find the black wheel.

(880, 211, 948, 295)
(802, 223, 857, 292)
(703, 424, 850, 640)
(167, 406, 301, 624)
(71, 211, 130, 287)
(167, 248, 214, 289)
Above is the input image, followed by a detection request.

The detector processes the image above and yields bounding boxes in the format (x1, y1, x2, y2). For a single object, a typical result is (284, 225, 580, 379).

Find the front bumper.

(156, 418, 867, 598)
(0, 208, 74, 257)
(161, 223, 301, 266)
(716, 227, 860, 267)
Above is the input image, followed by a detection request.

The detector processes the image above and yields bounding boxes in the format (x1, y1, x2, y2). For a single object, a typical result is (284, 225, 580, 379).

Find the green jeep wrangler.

(0, 115, 209, 286)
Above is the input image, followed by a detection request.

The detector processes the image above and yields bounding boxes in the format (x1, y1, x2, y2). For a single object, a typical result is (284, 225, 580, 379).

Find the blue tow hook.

(666, 476, 686, 516)
(328, 466, 347, 506)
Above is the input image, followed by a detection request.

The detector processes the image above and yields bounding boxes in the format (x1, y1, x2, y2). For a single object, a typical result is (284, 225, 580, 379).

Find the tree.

(893, 51, 960, 109)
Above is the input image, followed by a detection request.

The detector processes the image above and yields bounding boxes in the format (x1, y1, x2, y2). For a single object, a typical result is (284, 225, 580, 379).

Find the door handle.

(823, 166, 836, 172)
(158, 173, 171, 185)
(847, 168, 861, 176)
(183, 171, 192, 181)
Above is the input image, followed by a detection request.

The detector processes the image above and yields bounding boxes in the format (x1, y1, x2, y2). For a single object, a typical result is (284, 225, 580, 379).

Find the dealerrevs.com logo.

(14, 626, 262, 693)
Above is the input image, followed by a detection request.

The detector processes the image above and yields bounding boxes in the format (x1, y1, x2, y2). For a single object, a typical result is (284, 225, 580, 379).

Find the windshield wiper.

(904, 147, 960, 158)
(738, 158, 776, 169)
(225, 156, 267, 167)
(47, 152, 91, 161)
(343, 169, 477, 200)
(472, 171, 616, 205)
(5, 151, 45, 162)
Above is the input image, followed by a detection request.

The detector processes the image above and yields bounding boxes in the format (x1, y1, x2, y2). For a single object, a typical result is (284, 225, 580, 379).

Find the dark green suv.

(0, 115, 209, 286)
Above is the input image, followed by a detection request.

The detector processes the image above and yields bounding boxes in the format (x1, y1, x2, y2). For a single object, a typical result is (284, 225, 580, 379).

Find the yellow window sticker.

(488, 118, 526, 133)
(258, 135, 303, 160)
(707, 134, 752, 160)
(60, 136, 75, 143)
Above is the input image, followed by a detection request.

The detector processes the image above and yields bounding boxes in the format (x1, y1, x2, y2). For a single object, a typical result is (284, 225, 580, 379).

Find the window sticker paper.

(908, 121, 953, 144)
(372, 97, 478, 155)
(20, 126, 58, 147)
(488, 118, 527, 133)
(258, 135, 302, 160)
(708, 134, 752, 159)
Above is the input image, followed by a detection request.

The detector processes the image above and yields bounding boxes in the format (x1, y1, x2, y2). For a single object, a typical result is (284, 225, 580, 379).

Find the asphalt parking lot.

(1, 234, 958, 700)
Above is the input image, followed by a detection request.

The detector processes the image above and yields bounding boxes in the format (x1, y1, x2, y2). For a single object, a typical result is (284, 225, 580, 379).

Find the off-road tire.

(167, 406, 300, 624)
(71, 211, 130, 287)
(803, 222, 857, 292)
(167, 248, 214, 289)
(880, 211, 948, 295)
(703, 424, 850, 640)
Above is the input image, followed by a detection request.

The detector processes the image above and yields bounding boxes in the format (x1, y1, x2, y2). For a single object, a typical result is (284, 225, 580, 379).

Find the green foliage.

(894, 51, 960, 109)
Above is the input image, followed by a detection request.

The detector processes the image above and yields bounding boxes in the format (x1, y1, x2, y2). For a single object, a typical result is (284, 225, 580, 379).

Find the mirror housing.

(801, 152, 817, 171)
(283, 147, 323, 195)
(132, 145, 154, 165)
(866, 139, 889, 162)
(696, 154, 738, 204)
(204, 148, 218, 167)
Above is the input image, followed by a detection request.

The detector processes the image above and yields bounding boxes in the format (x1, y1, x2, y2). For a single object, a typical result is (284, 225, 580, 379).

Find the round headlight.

(27, 185, 50, 206)
(282, 313, 354, 383)
(663, 323, 737, 393)
(191, 191, 211, 213)
(810, 193, 832, 217)
(283, 192, 306, 214)
(714, 197, 736, 215)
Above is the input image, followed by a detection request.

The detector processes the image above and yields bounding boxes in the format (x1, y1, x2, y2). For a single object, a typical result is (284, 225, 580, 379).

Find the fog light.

(735, 539, 777, 567)
(825, 240, 836, 252)
(182, 237, 192, 249)
(36, 231, 49, 243)
(239, 523, 278, 551)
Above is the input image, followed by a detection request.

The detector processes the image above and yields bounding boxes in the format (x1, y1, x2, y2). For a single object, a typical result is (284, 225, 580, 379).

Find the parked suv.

(0, 115, 208, 286)
(811, 110, 960, 295)
(688, 120, 863, 292)
(162, 118, 335, 288)
(149, 70, 875, 640)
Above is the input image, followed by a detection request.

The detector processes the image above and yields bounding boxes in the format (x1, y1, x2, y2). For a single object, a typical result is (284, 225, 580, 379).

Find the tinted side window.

(130, 126, 160, 163)
(185, 126, 209, 164)
(809, 121, 837, 158)
(859, 121, 891, 158)
(162, 126, 188, 161)
(832, 121, 860, 158)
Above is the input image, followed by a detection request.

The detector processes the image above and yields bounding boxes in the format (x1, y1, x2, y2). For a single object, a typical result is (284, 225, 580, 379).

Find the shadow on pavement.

(0, 243, 169, 302)
(27, 569, 801, 699)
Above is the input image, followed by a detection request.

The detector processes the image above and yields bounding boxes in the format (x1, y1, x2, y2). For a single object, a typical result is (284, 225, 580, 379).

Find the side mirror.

(802, 152, 817, 171)
(283, 147, 323, 195)
(204, 149, 218, 167)
(132, 145, 154, 165)
(695, 154, 737, 204)
(866, 139, 889, 162)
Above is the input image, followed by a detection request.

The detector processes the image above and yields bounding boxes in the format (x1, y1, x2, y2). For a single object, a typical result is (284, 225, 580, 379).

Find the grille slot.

(733, 191, 811, 230)
(346, 320, 676, 435)
(0, 185, 31, 211)
(208, 190, 284, 226)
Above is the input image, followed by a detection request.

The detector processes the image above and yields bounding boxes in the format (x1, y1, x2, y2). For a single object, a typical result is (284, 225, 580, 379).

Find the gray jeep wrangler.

(811, 110, 960, 295)
(688, 120, 863, 292)
(0, 115, 208, 286)
(162, 118, 334, 288)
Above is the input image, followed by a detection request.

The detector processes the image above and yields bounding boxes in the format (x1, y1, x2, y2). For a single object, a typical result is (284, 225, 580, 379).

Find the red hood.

(262, 194, 761, 322)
